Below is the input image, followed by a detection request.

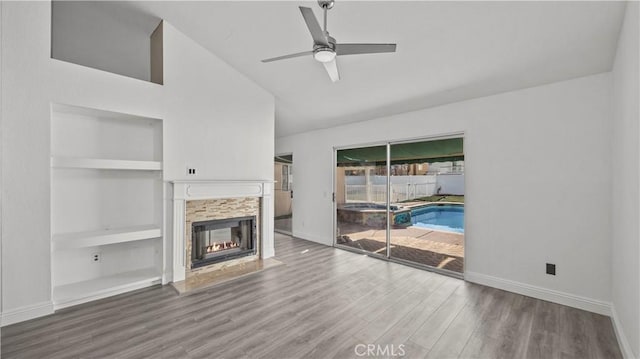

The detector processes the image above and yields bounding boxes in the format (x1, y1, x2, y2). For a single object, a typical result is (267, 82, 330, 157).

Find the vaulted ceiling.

(117, 1, 626, 136)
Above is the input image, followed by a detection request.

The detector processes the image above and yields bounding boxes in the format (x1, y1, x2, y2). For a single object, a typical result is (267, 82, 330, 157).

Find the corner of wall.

(611, 303, 640, 359)
(610, 1, 640, 358)
(612, 303, 638, 359)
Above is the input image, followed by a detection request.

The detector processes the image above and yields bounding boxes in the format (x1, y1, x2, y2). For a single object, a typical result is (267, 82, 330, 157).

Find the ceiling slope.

(113, 1, 626, 136)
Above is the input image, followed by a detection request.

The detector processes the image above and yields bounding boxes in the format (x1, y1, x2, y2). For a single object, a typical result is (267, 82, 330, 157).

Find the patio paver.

(337, 222, 464, 273)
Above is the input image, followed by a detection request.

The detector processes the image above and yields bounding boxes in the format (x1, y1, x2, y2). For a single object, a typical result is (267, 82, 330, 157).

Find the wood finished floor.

(2, 233, 622, 359)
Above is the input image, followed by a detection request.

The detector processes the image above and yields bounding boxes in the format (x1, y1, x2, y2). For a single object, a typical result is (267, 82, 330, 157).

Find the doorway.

(274, 154, 293, 235)
(334, 137, 464, 277)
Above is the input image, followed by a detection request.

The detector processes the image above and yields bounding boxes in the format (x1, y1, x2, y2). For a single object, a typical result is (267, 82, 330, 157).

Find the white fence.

(345, 174, 464, 203)
(437, 173, 464, 195)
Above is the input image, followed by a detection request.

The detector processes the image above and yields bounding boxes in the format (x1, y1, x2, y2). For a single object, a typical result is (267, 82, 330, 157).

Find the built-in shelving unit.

(51, 103, 164, 309)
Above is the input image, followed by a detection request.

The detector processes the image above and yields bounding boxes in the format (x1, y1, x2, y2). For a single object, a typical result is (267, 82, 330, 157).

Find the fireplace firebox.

(191, 216, 257, 269)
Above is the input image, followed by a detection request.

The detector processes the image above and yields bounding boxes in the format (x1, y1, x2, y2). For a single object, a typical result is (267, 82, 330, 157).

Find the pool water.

(411, 205, 464, 233)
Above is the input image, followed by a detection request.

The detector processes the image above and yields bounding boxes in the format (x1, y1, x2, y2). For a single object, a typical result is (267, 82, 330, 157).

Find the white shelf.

(51, 157, 162, 171)
(53, 225, 162, 250)
(53, 267, 161, 309)
(51, 103, 164, 310)
(51, 103, 162, 122)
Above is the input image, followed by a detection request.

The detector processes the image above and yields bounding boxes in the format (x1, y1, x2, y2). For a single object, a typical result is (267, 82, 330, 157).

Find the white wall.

(611, 2, 640, 358)
(277, 73, 612, 310)
(51, 1, 159, 82)
(0, 1, 273, 321)
(162, 25, 274, 180)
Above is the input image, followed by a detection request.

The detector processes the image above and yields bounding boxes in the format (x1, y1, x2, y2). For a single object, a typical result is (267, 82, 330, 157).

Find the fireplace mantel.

(170, 180, 274, 283)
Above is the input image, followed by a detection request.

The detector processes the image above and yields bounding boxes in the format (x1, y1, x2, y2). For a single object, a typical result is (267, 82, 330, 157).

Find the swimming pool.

(411, 204, 464, 233)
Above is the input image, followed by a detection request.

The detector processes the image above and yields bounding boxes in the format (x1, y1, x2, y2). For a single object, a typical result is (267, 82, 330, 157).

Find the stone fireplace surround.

(171, 181, 274, 283)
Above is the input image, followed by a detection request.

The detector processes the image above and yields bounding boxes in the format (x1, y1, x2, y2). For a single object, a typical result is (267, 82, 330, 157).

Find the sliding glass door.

(334, 137, 465, 276)
(335, 145, 388, 257)
(388, 140, 465, 273)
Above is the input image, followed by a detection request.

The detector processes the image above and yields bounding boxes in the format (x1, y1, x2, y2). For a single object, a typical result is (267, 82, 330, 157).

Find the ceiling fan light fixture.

(314, 49, 336, 63)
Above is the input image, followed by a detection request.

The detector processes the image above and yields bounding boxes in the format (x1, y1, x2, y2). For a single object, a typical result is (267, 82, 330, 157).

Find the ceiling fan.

(261, 0, 397, 82)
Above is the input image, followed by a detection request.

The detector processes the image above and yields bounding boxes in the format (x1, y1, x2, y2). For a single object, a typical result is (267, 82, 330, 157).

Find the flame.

(205, 241, 239, 253)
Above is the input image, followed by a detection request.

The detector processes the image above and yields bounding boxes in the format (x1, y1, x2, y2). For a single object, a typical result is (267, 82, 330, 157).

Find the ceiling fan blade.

(261, 51, 313, 63)
(322, 59, 340, 82)
(299, 7, 328, 46)
(335, 43, 397, 56)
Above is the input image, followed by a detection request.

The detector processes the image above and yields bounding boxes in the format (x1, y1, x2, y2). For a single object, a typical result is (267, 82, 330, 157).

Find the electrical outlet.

(546, 263, 556, 275)
(186, 167, 197, 176)
(91, 252, 101, 263)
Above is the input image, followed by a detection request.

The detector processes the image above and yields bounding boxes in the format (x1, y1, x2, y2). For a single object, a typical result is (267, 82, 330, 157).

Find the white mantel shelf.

(171, 180, 274, 200)
(170, 180, 275, 283)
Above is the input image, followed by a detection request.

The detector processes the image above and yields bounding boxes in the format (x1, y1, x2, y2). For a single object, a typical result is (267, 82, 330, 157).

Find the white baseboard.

(611, 305, 637, 359)
(274, 229, 293, 236)
(464, 271, 611, 316)
(1, 301, 54, 327)
(291, 231, 333, 246)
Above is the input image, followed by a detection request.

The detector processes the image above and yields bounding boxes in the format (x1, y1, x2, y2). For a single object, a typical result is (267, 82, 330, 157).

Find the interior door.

(274, 155, 293, 234)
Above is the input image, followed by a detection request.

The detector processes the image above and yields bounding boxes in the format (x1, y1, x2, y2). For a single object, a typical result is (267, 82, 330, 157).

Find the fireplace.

(191, 216, 257, 269)
(171, 181, 274, 283)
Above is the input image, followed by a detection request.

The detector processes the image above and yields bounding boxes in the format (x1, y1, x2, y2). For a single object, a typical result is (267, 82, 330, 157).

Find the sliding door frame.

(333, 132, 465, 279)
(332, 140, 389, 261)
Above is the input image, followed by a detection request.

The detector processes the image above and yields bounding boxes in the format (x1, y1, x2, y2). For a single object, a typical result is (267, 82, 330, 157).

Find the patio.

(336, 222, 464, 273)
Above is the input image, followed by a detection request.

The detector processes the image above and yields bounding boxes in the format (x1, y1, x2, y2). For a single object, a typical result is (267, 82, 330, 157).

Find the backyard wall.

(0, 1, 274, 324)
(611, 2, 640, 358)
(276, 72, 612, 314)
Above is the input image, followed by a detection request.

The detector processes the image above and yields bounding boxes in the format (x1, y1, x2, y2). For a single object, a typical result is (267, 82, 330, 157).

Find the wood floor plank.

(425, 285, 496, 359)
(1, 234, 623, 359)
(408, 282, 471, 350)
(524, 299, 563, 359)
(460, 291, 537, 359)
(373, 275, 453, 346)
(352, 276, 440, 344)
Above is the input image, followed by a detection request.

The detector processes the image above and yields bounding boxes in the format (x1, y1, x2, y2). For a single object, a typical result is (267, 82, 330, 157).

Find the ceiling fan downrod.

(318, 0, 334, 32)
(323, 7, 327, 32)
